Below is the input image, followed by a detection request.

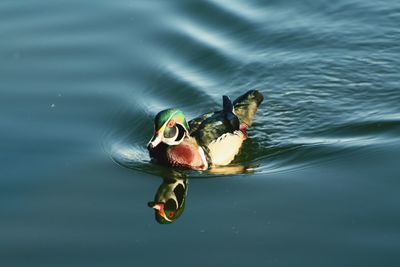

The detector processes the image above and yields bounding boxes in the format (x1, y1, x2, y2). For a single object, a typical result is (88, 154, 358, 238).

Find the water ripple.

(105, 0, 400, 177)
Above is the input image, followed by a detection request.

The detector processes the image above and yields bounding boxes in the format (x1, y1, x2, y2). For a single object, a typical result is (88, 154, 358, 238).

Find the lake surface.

(1, 0, 400, 266)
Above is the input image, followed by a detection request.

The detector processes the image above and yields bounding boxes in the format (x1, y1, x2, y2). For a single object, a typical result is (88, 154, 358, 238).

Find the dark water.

(1, 0, 400, 266)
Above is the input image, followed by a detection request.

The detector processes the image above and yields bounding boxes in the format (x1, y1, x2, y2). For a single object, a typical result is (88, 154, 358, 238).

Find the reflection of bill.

(148, 174, 188, 224)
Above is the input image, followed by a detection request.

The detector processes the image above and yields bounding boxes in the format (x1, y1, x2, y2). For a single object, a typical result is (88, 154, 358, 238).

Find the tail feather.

(222, 95, 234, 113)
(233, 90, 264, 127)
(222, 95, 240, 131)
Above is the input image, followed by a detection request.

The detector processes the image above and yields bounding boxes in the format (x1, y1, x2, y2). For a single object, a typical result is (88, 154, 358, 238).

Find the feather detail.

(166, 138, 207, 170)
(207, 130, 244, 166)
(233, 90, 264, 127)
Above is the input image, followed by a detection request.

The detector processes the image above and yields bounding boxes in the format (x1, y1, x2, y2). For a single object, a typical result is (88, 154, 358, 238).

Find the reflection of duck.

(148, 174, 188, 224)
(148, 166, 255, 224)
(147, 90, 263, 170)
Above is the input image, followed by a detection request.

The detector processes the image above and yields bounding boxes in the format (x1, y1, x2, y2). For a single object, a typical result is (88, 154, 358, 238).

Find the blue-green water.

(1, 0, 400, 266)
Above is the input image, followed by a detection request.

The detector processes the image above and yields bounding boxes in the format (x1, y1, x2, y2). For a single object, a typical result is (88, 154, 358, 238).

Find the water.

(1, 0, 400, 266)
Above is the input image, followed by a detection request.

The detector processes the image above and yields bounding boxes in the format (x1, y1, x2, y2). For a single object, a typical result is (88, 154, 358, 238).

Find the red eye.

(167, 120, 175, 128)
(169, 211, 175, 217)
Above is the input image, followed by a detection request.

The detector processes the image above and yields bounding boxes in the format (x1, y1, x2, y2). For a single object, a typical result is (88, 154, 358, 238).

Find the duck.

(147, 90, 264, 171)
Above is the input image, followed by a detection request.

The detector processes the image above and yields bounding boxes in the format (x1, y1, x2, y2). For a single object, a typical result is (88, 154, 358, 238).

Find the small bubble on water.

(50, 104, 55, 108)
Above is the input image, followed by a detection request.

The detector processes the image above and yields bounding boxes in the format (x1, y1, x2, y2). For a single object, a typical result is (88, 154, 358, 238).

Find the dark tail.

(233, 90, 264, 127)
(222, 95, 234, 113)
(222, 95, 240, 131)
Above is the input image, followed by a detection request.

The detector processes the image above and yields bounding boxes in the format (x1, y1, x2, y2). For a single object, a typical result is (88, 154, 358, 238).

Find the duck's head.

(148, 108, 190, 149)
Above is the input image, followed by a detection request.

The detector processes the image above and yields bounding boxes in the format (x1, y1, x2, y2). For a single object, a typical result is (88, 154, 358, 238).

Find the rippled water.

(1, 0, 400, 266)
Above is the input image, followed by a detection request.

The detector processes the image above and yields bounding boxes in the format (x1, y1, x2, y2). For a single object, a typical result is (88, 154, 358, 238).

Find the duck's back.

(189, 90, 264, 166)
(189, 90, 263, 130)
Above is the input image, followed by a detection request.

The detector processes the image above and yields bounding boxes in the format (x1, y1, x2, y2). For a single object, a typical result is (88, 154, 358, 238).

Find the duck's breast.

(167, 140, 207, 170)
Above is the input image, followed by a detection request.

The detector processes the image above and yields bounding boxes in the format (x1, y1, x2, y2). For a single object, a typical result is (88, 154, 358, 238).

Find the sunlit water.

(1, 0, 400, 266)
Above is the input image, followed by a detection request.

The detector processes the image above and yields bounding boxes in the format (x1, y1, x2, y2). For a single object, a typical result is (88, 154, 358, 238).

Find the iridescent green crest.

(154, 108, 189, 132)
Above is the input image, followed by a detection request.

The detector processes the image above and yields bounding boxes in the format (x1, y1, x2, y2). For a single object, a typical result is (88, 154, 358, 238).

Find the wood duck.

(147, 90, 264, 170)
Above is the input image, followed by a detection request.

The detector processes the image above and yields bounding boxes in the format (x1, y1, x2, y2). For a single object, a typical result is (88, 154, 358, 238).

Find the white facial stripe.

(151, 205, 173, 222)
(163, 126, 180, 146)
(160, 110, 180, 132)
(162, 214, 172, 222)
(172, 127, 179, 140)
(148, 134, 163, 148)
(153, 204, 161, 211)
